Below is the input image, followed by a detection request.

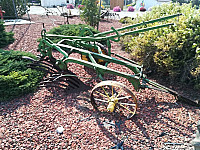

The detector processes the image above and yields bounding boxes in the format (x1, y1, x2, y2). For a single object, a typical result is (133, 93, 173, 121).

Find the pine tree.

(81, 0, 100, 28)
(0, 21, 14, 48)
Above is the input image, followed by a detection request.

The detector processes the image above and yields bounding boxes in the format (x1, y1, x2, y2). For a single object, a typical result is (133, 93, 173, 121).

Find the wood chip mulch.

(1, 14, 199, 150)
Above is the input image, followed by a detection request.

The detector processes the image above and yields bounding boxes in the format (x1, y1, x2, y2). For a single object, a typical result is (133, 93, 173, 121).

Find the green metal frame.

(37, 14, 181, 94)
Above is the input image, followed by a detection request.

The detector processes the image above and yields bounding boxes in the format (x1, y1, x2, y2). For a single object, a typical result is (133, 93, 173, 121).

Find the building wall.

(110, 0, 124, 10)
(41, 0, 75, 7)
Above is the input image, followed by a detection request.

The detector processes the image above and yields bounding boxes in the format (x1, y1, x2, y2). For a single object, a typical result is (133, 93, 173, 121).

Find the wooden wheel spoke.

(116, 88, 124, 99)
(95, 91, 107, 98)
(91, 81, 137, 119)
(119, 103, 135, 114)
(112, 85, 114, 97)
(101, 86, 110, 99)
(94, 98, 108, 103)
(117, 96, 132, 100)
(118, 102, 136, 106)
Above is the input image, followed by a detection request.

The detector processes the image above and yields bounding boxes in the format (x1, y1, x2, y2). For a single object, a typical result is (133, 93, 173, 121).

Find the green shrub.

(119, 17, 133, 24)
(120, 3, 200, 89)
(45, 24, 101, 43)
(0, 49, 44, 101)
(0, 21, 14, 48)
(81, 0, 100, 28)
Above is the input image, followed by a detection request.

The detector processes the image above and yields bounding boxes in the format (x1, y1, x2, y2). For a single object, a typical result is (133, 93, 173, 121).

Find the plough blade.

(22, 56, 84, 91)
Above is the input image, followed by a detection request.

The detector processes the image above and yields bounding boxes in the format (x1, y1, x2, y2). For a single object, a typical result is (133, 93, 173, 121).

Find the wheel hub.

(107, 96, 118, 112)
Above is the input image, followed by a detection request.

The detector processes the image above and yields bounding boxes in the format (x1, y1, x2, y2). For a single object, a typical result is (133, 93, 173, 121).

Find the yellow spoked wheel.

(81, 43, 108, 65)
(90, 81, 137, 119)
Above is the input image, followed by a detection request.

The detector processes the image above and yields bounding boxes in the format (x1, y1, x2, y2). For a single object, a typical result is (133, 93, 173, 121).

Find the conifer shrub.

(120, 3, 200, 89)
(119, 17, 133, 24)
(81, 0, 100, 28)
(0, 21, 14, 48)
(0, 50, 44, 101)
(46, 24, 101, 43)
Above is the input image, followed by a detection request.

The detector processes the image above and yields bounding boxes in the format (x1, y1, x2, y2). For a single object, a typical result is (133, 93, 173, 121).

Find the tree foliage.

(81, 0, 100, 28)
(75, 0, 83, 5)
(0, 21, 14, 48)
(172, 0, 200, 8)
(0, 0, 27, 18)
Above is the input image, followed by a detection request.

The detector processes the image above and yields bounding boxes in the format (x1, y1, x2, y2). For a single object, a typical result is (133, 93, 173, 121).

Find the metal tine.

(66, 76, 81, 87)
(41, 69, 81, 88)
(22, 56, 36, 62)
(23, 57, 54, 70)
(23, 56, 83, 90)
(34, 60, 55, 69)
(27, 62, 49, 69)
(27, 59, 82, 90)
(43, 74, 62, 81)
(64, 70, 82, 85)
(53, 76, 80, 88)
(51, 73, 62, 76)
(39, 84, 70, 90)
(41, 73, 80, 88)
(40, 80, 77, 89)
(28, 63, 58, 73)
(27, 66, 50, 74)
(40, 79, 67, 85)
(52, 75, 80, 87)
(50, 70, 81, 86)
(60, 81, 78, 89)
(65, 78, 80, 88)
(43, 76, 57, 81)
(23, 56, 55, 72)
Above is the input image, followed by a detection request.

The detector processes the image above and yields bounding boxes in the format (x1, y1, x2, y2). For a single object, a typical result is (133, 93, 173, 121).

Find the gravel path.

(1, 14, 199, 149)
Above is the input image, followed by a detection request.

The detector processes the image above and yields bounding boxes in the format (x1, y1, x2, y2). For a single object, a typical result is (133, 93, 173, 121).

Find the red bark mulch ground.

(0, 14, 199, 149)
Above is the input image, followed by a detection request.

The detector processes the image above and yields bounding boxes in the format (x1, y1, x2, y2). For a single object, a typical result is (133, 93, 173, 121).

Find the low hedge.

(45, 24, 101, 43)
(120, 3, 200, 89)
(40, 24, 107, 46)
(0, 50, 44, 101)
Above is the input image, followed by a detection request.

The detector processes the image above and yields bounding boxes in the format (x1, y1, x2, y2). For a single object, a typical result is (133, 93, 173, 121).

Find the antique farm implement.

(25, 13, 195, 119)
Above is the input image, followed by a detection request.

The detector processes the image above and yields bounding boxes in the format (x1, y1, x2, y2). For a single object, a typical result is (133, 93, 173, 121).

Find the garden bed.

(0, 14, 199, 149)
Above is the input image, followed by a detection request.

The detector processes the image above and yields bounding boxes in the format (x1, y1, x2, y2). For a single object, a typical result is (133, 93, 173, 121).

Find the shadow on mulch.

(147, 75, 200, 106)
(74, 91, 198, 149)
(5, 24, 31, 50)
(100, 19, 115, 23)
(0, 76, 91, 117)
(0, 93, 33, 117)
(41, 83, 92, 105)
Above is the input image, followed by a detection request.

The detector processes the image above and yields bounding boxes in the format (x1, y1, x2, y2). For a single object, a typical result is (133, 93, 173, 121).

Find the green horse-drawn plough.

(24, 13, 197, 119)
